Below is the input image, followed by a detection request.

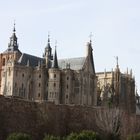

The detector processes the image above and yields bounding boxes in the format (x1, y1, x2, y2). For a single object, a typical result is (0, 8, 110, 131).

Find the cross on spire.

(89, 32, 93, 43)
(13, 20, 16, 33)
(48, 31, 50, 43)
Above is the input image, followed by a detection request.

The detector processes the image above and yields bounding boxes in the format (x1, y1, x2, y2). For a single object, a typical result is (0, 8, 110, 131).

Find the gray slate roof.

(58, 57, 86, 70)
(18, 53, 44, 67)
(3, 48, 21, 54)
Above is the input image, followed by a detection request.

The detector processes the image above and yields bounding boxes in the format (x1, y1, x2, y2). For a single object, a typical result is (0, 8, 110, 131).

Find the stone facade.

(0, 25, 136, 113)
(96, 66, 136, 113)
(0, 26, 97, 106)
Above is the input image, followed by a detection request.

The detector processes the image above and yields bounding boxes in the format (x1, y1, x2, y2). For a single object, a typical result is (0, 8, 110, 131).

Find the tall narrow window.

(38, 93, 40, 97)
(8, 67, 11, 76)
(39, 83, 41, 87)
(54, 83, 56, 87)
(2, 58, 5, 66)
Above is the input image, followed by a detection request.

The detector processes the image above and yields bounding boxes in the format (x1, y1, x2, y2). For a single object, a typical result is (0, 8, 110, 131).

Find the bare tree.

(95, 107, 123, 139)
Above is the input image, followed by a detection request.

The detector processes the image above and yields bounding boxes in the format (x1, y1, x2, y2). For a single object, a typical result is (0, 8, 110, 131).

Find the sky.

(0, 0, 140, 93)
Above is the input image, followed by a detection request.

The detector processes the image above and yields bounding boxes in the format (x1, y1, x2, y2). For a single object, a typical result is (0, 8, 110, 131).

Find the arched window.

(2, 58, 5, 66)
(54, 83, 56, 87)
(38, 93, 40, 97)
(22, 83, 24, 89)
(39, 83, 41, 87)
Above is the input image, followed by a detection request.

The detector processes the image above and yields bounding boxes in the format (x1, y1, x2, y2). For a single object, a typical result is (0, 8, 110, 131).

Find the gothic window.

(54, 74, 56, 78)
(67, 85, 69, 89)
(21, 83, 24, 90)
(2, 58, 5, 66)
(39, 83, 41, 87)
(8, 67, 11, 76)
(39, 74, 41, 78)
(22, 73, 24, 78)
(15, 82, 17, 87)
(38, 93, 40, 97)
(54, 83, 56, 87)
(67, 77, 69, 80)
(66, 95, 68, 99)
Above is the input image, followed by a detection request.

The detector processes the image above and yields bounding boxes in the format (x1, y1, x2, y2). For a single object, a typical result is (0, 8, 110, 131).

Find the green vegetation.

(66, 131, 100, 140)
(43, 131, 100, 140)
(6, 133, 31, 140)
(127, 133, 140, 140)
(43, 135, 61, 140)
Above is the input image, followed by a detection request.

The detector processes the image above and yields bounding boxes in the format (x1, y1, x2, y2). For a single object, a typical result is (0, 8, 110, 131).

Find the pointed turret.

(86, 34, 95, 74)
(8, 22, 19, 51)
(44, 34, 53, 68)
(44, 34, 53, 60)
(52, 45, 59, 68)
(115, 56, 120, 72)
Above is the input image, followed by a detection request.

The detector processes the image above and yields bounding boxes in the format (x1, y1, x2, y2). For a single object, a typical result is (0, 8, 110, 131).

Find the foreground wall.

(0, 95, 98, 140)
(0, 95, 139, 140)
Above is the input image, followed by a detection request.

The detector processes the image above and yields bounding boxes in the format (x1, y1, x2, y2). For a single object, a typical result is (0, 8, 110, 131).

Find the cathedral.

(0, 25, 136, 113)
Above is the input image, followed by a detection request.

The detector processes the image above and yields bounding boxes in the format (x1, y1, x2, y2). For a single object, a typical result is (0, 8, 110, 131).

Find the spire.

(130, 69, 133, 78)
(86, 33, 95, 74)
(52, 42, 59, 68)
(116, 56, 119, 68)
(89, 32, 93, 45)
(47, 32, 51, 48)
(115, 56, 120, 72)
(8, 22, 18, 51)
(86, 33, 93, 57)
(44, 33, 53, 59)
(13, 21, 16, 33)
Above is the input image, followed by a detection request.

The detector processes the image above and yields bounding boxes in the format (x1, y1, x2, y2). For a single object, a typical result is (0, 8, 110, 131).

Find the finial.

(114, 56, 119, 68)
(13, 20, 16, 33)
(116, 56, 118, 66)
(48, 31, 50, 43)
(130, 69, 132, 78)
(89, 32, 93, 43)
(126, 67, 128, 75)
(55, 40, 57, 49)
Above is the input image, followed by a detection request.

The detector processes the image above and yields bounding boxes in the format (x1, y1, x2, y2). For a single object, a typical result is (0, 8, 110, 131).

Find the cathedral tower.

(0, 23, 22, 94)
(48, 46, 61, 104)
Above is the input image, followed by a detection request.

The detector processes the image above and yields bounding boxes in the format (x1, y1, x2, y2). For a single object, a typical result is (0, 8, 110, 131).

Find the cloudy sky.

(0, 0, 140, 93)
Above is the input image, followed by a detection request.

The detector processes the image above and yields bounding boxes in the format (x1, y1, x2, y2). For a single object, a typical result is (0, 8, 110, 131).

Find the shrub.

(127, 133, 140, 140)
(43, 135, 60, 140)
(67, 131, 101, 140)
(6, 133, 31, 140)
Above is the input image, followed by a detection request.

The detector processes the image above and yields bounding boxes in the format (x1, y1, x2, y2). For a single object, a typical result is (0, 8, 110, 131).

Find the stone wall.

(0, 95, 98, 140)
(0, 95, 139, 140)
